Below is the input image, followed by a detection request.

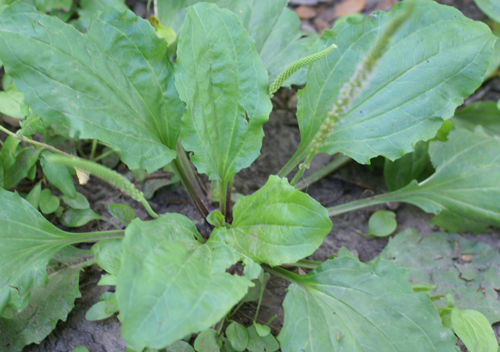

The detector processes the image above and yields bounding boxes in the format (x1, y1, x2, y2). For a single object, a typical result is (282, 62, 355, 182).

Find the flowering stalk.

(289, 4, 413, 184)
(47, 154, 159, 219)
(269, 44, 337, 98)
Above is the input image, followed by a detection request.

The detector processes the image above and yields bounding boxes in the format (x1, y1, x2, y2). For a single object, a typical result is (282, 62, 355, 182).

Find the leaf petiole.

(0, 125, 72, 158)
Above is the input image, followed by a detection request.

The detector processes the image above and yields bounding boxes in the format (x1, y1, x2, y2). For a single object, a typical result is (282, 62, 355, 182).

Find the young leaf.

(377, 229, 500, 324)
(253, 322, 271, 337)
(451, 308, 497, 352)
(41, 151, 77, 199)
(108, 203, 135, 226)
(278, 254, 456, 352)
(167, 340, 196, 352)
(2, 147, 41, 189)
(384, 141, 429, 191)
(26, 181, 42, 210)
(117, 215, 252, 350)
(71, 347, 90, 352)
(0, 190, 105, 314)
(226, 322, 248, 352)
(62, 192, 90, 210)
(91, 238, 122, 276)
(0, 88, 29, 118)
(0, 246, 93, 351)
(474, 0, 500, 22)
(175, 3, 272, 187)
(247, 325, 279, 352)
(0, 135, 20, 171)
(39, 188, 61, 215)
(384, 128, 500, 232)
(223, 176, 331, 266)
(0, 4, 184, 172)
(194, 329, 222, 352)
(85, 292, 118, 321)
(367, 210, 397, 237)
(451, 101, 500, 136)
(293, 0, 495, 165)
(59, 208, 102, 227)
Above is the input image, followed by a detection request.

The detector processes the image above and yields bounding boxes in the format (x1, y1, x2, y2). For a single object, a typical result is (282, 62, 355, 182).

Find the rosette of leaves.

(0, 0, 498, 351)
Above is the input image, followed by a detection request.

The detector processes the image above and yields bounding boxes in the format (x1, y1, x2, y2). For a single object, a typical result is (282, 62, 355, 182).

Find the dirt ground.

(15, 0, 500, 351)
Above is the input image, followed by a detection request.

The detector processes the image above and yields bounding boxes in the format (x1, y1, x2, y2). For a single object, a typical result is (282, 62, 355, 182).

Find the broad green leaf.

(3, 146, 41, 189)
(223, 176, 331, 266)
(384, 141, 429, 191)
(247, 325, 279, 352)
(62, 191, 90, 210)
(382, 128, 500, 232)
(194, 329, 221, 352)
(26, 181, 42, 209)
(59, 208, 102, 227)
(377, 229, 500, 324)
(367, 210, 396, 237)
(474, 0, 500, 22)
(0, 246, 93, 351)
(451, 101, 500, 136)
(39, 188, 60, 215)
(294, 0, 495, 165)
(75, 0, 127, 30)
(85, 292, 118, 321)
(0, 190, 68, 312)
(108, 203, 135, 226)
(226, 322, 248, 352)
(157, 0, 316, 87)
(175, 3, 272, 186)
(451, 308, 497, 352)
(0, 4, 184, 173)
(278, 254, 456, 352)
(91, 238, 122, 276)
(0, 88, 29, 118)
(117, 214, 252, 350)
(41, 151, 77, 199)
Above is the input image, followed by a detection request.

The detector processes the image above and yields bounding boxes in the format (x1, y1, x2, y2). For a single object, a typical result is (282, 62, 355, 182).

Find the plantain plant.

(0, 0, 499, 351)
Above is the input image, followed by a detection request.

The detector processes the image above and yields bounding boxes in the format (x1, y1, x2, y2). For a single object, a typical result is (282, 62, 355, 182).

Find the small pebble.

(295, 5, 318, 19)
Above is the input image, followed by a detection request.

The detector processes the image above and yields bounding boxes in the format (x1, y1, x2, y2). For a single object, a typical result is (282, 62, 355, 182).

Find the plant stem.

(225, 176, 234, 223)
(64, 229, 125, 244)
(283, 259, 323, 270)
(90, 139, 97, 160)
(0, 125, 72, 157)
(327, 192, 397, 217)
(254, 276, 266, 322)
(219, 180, 227, 221)
(173, 141, 210, 219)
(277, 144, 311, 178)
(172, 158, 209, 219)
(290, 153, 315, 186)
(295, 154, 352, 191)
(92, 148, 115, 162)
(261, 265, 302, 283)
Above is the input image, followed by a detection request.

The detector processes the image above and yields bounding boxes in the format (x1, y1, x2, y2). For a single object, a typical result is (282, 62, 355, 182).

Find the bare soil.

(18, 0, 500, 350)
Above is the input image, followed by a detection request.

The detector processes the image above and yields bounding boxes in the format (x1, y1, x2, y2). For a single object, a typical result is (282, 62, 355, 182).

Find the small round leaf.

(367, 210, 397, 237)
